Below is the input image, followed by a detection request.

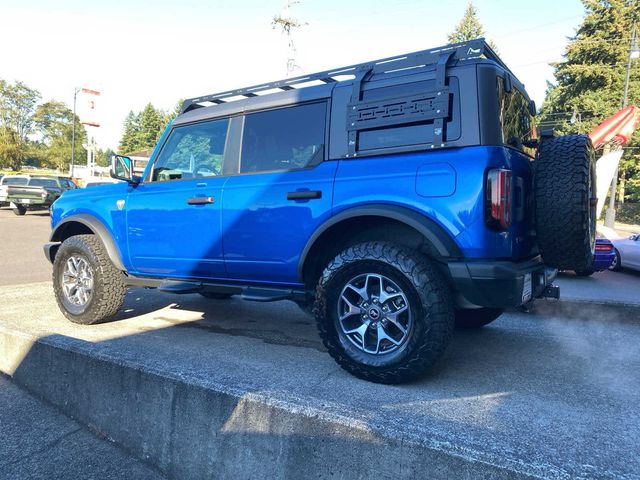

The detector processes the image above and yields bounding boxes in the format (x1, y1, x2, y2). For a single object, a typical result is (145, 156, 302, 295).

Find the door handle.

(187, 196, 214, 205)
(287, 190, 322, 200)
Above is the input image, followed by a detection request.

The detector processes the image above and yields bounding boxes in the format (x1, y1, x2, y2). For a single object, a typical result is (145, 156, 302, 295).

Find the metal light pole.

(71, 87, 81, 178)
(605, 19, 638, 228)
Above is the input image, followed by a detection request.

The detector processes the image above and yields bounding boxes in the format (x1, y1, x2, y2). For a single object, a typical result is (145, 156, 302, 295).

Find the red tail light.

(486, 169, 513, 230)
(595, 243, 613, 252)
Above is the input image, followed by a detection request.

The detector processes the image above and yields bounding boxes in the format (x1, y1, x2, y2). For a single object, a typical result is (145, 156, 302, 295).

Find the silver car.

(611, 233, 640, 272)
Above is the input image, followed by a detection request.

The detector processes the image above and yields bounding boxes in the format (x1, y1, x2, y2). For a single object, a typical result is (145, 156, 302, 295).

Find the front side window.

(151, 118, 229, 182)
(240, 102, 326, 173)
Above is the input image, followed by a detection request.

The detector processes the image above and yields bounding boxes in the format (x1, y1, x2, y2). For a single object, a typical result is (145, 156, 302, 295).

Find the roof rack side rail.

(180, 38, 509, 114)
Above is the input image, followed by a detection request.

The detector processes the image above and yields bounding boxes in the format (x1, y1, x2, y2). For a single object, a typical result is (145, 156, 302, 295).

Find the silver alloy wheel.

(61, 255, 94, 307)
(337, 273, 412, 354)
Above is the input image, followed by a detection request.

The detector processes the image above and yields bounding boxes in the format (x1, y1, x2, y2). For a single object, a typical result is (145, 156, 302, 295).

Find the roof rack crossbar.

(180, 38, 511, 114)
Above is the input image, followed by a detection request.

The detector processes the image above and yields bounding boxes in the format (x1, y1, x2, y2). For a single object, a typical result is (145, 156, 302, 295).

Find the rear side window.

(3, 177, 28, 186)
(151, 118, 230, 182)
(497, 78, 535, 156)
(240, 102, 326, 173)
(28, 178, 58, 188)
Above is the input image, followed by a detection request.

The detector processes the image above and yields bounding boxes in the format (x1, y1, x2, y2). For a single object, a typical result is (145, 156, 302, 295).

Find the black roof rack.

(180, 38, 511, 114)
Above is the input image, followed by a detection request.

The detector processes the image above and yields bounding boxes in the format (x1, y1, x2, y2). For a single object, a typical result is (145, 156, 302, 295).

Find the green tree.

(0, 127, 23, 170)
(33, 101, 86, 171)
(540, 0, 640, 202)
(135, 103, 164, 150)
(95, 147, 115, 167)
(448, 2, 498, 50)
(0, 80, 40, 169)
(118, 110, 139, 154)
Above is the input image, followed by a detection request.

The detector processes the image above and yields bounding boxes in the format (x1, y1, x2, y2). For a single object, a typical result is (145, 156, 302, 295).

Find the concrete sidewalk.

(1, 282, 639, 479)
(0, 375, 164, 480)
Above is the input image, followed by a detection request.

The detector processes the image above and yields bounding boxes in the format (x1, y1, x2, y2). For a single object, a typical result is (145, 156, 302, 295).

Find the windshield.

(2, 177, 29, 186)
(28, 178, 58, 188)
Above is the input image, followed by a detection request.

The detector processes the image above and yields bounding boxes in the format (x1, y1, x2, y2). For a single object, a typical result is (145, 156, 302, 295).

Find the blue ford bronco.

(44, 39, 596, 383)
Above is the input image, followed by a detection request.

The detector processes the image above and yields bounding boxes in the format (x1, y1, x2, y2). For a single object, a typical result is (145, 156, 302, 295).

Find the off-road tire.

(199, 292, 233, 300)
(610, 248, 622, 271)
(535, 134, 596, 271)
(12, 205, 26, 216)
(52, 234, 126, 324)
(454, 307, 503, 329)
(315, 242, 454, 384)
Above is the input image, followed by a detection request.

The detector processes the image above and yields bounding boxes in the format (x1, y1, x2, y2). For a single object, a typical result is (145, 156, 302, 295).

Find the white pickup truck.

(0, 175, 30, 206)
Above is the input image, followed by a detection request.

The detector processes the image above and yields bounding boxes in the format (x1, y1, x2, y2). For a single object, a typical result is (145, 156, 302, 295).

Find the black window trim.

(143, 98, 332, 183)
(234, 99, 331, 177)
(143, 115, 237, 184)
(496, 74, 535, 158)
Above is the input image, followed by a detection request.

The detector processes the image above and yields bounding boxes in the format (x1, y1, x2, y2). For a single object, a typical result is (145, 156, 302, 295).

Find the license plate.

(522, 273, 532, 303)
(20, 199, 31, 204)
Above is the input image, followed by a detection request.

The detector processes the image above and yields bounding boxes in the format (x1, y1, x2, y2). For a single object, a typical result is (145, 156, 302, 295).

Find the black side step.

(241, 287, 300, 302)
(158, 281, 203, 294)
(126, 275, 307, 303)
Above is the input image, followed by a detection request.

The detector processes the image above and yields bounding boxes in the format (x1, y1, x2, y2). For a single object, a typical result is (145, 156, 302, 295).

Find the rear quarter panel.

(333, 146, 535, 260)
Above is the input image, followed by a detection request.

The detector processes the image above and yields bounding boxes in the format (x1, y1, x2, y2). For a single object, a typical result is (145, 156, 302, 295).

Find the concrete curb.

(0, 326, 541, 480)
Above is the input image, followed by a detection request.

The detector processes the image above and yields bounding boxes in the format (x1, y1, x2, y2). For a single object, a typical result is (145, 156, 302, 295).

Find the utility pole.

(272, 1, 307, 77)
(71, 87, 81, 178)
(605, 19, 638, 228)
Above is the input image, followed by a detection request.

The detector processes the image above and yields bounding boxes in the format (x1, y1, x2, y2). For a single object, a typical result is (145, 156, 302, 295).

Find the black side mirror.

(529, 100, 537, 117)
(110, 155, 139, 184)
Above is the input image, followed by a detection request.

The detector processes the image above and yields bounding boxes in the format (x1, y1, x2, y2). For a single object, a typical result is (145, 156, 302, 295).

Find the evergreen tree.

(448, 2, 498, 50)
(541, 0, 640, 201)
(118, 110, 139, 154)
(135, 103, 164, 150)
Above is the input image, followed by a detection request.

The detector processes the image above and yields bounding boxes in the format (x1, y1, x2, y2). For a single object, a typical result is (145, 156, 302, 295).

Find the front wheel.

(315, 242, 454, 384)
(52, 235, 126, 324)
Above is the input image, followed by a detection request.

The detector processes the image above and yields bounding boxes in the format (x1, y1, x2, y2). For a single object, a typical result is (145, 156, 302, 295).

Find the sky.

(0, 0, 586, 150)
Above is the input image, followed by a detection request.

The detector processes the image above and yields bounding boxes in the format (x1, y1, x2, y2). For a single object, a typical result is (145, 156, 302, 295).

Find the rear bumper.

(593, 252, 615, 271)
(448, 256, 557, 308)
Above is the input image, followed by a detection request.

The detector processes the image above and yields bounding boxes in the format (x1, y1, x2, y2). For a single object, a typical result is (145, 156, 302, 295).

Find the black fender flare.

(48, 214, 126, 271)
(297, 204, 462, 280)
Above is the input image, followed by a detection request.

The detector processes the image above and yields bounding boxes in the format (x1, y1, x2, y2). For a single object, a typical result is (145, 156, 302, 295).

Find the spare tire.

(534, 134, 596, 271)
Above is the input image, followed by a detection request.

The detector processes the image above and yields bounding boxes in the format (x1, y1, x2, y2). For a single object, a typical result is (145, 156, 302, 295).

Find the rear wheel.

(12, 205, 26, 216)
(535, 134, 596, 272)
(454, 308, 503, 329)
(610, 249, 622, 271)
(52, 235, 126, 324)
(315, 242, 454, 384)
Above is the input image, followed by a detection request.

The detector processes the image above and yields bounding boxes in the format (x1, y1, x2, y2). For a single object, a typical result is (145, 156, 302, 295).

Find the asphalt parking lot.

(1, 207, 640, 479)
